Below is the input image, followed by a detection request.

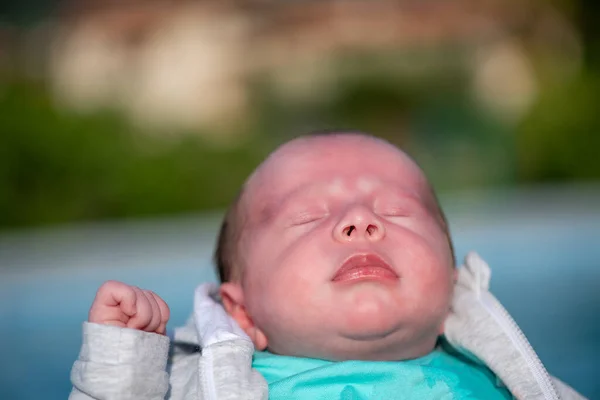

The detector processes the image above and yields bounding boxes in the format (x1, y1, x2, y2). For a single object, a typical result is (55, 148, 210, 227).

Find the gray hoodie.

(69, 252, 586, 400)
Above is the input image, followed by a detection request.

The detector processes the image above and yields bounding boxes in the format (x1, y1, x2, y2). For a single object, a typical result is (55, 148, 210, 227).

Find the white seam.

(201, 347, 218, 400)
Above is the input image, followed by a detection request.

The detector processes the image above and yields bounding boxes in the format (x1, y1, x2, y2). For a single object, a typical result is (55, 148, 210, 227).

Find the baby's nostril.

(344, 226, 355, 236)
(367, 225, 377, 235)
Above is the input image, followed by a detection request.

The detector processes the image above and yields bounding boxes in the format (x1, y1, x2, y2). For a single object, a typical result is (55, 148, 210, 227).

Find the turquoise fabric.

(252, 344, 512, 400)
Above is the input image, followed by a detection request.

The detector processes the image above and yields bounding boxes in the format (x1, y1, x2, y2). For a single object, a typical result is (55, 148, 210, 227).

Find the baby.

(70, 133, 585, 399)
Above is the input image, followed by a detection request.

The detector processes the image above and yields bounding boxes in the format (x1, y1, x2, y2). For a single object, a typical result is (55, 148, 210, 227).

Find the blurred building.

(46, 0, 580, 141)
(50, 1, 251, 143)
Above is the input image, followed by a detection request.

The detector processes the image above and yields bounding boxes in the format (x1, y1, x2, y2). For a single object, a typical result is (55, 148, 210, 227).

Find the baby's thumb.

(99, 281, 138, 317)
(116, 287, 138, 317)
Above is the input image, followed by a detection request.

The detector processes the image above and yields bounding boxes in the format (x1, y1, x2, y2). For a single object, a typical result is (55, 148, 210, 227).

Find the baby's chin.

(335, 309, 403, 342)
(265, 308, 441, 361)
(332, 286, 405, 333)
(306, 302, 440, 360)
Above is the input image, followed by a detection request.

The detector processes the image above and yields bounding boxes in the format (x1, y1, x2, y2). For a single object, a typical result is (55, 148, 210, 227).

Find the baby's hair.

(215, 189, 245, 283)
(214, 132, 455, 283)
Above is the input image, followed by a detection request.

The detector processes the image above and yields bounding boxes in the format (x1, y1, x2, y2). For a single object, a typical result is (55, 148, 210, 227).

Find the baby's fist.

(89, 280, 170, 335)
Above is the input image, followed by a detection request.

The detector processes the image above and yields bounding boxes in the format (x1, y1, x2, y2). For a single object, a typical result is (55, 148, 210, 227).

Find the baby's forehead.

(265, 135, 418, 175)
(243, 135, 434, 216)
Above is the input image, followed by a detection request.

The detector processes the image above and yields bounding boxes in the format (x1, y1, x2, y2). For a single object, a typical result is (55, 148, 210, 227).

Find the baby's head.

(216, 132, 456, 361)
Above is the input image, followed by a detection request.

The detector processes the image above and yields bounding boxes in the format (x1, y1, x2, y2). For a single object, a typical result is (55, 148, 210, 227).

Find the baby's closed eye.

(374, 193, 423, 219)
(373, 200, 415, 219)
(377, 206, 412, 217)
(287, 210, 329, 227)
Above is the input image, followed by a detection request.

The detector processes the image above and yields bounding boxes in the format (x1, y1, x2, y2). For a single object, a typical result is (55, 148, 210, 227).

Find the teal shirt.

(252, 344, 512, 399)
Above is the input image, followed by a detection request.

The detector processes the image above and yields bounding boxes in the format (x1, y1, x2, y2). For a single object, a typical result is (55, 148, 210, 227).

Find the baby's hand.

(88, 280, 170, 335)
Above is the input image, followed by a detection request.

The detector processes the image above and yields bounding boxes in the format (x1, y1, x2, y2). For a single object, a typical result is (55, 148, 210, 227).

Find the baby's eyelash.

(379, 207, 411, 217)
(289, 212, 327, 226)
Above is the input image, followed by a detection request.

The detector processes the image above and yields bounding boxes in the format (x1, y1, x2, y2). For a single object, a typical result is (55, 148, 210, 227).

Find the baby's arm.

(69, 281, 171, 400)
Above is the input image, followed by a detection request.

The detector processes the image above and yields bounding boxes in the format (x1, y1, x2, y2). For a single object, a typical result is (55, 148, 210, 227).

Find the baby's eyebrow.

(381, 184, 425, 202)
(255, 195, 294, 226)
(255, 185, 313, 225)
(255, 199, 278, 225)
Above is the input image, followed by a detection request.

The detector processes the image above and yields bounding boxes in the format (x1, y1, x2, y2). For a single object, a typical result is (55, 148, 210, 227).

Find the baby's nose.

(333, 206, 385, 243)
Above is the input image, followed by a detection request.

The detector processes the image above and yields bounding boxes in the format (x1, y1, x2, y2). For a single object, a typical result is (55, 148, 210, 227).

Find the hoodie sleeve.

(69, 322, 170, 400)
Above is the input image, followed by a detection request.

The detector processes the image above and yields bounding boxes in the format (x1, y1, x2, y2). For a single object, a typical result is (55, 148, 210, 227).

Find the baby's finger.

(127, 286, 152, 330)
(111, 284, 138, 317)
(90, 281, 137, 322)
(142, 290, 162, 333)
(92, 306, 130, 326)
(150, 292, 170, 334)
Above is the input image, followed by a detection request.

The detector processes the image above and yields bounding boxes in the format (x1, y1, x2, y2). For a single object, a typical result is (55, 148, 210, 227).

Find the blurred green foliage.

(0, 80, 272, 228)
(516, 71, 600, 182)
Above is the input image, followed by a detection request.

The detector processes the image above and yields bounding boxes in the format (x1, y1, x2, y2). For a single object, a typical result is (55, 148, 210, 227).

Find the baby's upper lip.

(332, 253, 398, 281)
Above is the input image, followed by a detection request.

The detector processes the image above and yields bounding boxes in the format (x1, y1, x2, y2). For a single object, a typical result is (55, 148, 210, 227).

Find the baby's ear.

(219, 283, 268, 351)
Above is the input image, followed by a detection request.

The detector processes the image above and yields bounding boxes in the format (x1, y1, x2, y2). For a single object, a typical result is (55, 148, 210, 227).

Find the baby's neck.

(267, 332, 440, 362)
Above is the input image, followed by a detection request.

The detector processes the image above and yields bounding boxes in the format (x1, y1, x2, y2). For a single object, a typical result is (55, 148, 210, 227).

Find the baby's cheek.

(405, 259, 453, 303)
(270, 271, 311, 305)
(250, 284, 304, 341)
(422, 264, 453, 290)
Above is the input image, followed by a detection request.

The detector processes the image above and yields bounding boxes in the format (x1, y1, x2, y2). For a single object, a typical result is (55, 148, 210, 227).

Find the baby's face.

(234, 135, 454, 361)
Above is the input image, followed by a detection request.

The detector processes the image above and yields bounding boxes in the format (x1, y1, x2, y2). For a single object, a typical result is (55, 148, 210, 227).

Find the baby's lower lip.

(332, 266, 399, 283)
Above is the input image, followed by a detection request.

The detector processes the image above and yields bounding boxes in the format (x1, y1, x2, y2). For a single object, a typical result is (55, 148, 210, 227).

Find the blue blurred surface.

(1, 186, 599, 399)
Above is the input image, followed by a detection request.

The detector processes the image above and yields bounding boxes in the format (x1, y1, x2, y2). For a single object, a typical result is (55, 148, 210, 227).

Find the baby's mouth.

(332, 254, 399, 283)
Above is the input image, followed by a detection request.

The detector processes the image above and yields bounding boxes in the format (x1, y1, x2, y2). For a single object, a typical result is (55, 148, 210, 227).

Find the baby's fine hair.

(215, 189, 245, 283)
